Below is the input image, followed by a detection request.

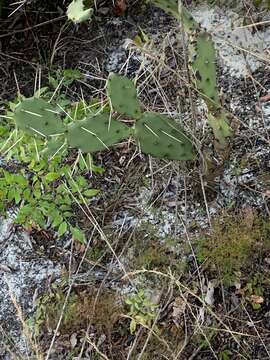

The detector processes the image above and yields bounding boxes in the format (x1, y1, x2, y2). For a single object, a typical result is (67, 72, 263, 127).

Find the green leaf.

(58, 221, 68, 236)
(83, 189, 100, 197)
(14, 189, 21, 204)
(71, 227, 86, 243)
(63, 69, 83, 80)
(44, 172, 60, 182)
(130, 319, 137, 334)
(67, 0, 93, 24)
(52, 214, 63, 228)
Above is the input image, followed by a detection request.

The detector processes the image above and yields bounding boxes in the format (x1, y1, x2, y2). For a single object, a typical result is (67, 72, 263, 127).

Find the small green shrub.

(125, 289, 158, 334)
(196, 213, 270, 285)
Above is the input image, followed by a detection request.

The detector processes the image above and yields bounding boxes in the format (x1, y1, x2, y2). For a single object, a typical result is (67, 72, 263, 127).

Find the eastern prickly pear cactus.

(151, 0, 199, 33)
(107, 73, 142, 119)
(135, 112, 194, 161)
(178, 1, 200, 34)
(189, 31, 220, 110)
(150, 0, 232, 146)
(13, 98, 65, 137)
(10, 74, 195, 162)
(207, 112, 232, 145)
(67, 113, 131, 153)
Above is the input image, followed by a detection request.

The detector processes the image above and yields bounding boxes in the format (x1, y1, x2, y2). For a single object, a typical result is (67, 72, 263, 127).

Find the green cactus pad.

(67, 113, 131, 153)
(107, 73, 142, 119)
(208, 111, 232, 146)
(189, 31, 220, 110)
(14, 98, 65, 137)
(151, 0, 199, 33)
(178, 2, 200, 33)
(135, 112, 194, 161)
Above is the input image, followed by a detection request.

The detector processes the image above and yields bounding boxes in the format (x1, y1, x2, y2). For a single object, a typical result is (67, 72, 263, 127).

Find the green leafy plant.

(0, 155, 99, 240)
(125, 289, 158, 334)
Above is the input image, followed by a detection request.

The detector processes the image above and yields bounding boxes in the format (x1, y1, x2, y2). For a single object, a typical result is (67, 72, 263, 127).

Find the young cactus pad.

(208, 111, 232, 146)
(189, 31, 220, 110)
(67, 113, 131, 153)
(13, 98, 65, 137)
(135, 112, 194, 161)
(107, 73, 142, 119)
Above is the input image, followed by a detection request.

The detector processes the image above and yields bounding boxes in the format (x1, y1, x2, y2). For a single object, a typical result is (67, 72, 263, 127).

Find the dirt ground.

(0, 1, 270, 359)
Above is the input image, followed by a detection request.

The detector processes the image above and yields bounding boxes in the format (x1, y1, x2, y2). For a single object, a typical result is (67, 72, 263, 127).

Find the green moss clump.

(30, 287, 123, 336)
(196, 213, 270, 285)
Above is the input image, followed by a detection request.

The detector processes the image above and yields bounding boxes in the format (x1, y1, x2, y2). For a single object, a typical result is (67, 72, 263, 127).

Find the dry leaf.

(243, 207, 255, 230)
(172, 296, 186, 326)
(249, 295, 264, 304)
(259, 93, 270, 103)
(70, 333, 77, 348)
(114, 0, 127, 16)
(205, 281, 215, 306)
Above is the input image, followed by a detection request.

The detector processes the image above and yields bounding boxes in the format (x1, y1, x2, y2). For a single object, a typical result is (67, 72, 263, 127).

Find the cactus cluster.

(12, 74, 194, 162)
(151, 0, 232, 146)
(107, 73, 194, 161)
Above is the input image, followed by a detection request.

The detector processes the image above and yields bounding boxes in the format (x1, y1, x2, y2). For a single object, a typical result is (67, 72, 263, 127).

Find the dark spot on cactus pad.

(154, 141, 159, 146)
(45, 121, 49, 126)
(168, 144, 173, 149)
(195, 70, 202, 81)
